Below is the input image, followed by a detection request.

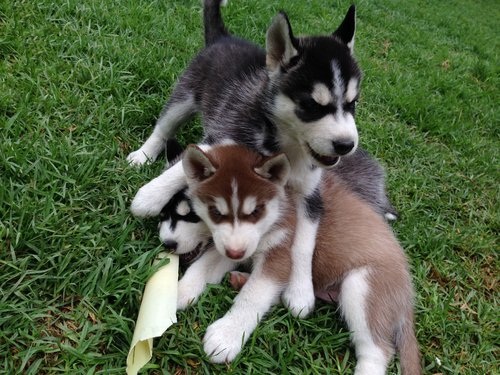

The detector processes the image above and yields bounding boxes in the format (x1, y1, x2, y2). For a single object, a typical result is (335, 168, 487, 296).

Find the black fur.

(159, 188, 201, 231)
(304, 188, 324, 221)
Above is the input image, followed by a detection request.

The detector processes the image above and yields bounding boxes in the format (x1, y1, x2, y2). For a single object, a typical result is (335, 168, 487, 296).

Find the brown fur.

(261, 172, 421, 374)
(188, 144, 420, 373)
(191, 145, 284, 222)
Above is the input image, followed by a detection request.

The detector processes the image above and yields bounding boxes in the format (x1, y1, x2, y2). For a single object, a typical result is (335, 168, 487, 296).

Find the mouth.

(307, 144, 340, 167)
(178, 240, 212, 267)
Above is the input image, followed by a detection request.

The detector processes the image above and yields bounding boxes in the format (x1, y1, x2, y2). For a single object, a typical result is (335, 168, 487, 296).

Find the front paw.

(126, 149, 153, 166)
(177, 279, 204, 310)
(282, 281, 315, 318)
(130, 184, 165, 218)
(203, 317, 245, 363)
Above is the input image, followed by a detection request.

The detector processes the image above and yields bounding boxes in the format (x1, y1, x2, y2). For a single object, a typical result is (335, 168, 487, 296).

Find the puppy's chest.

(288, 163, 323, 197)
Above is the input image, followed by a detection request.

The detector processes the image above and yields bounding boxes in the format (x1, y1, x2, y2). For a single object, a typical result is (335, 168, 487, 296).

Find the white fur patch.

(260, 228, 288, 250)
(282, 204, 318, 318)
(219, 138, 237, 146)
(340, 267, 389, 375)
(311, 83, 332, 106)
(130, 160, 187, 217)
(242, 196, 257, 215)
(214, 197, 229, 216)
(231, 179, 239, 216)
(307, 113, 359, 157)
(345, 78, 359, 103)
(332, 61, 345, 104)
(176, 200, 191, 216)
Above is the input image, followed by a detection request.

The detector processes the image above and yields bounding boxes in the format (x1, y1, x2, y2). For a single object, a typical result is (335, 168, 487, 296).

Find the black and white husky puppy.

(129, 0, 366, 317)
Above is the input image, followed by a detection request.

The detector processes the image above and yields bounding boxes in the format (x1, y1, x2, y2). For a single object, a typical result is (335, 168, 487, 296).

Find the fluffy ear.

(254, 153, 290, 186)
(266, 12, 298, 71)
(182, 145, 217, 183)
(332, 5, 356, 53)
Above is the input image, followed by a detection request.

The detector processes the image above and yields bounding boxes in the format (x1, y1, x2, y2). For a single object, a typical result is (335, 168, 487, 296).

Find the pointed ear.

(332, 5, 356, 53)
(254, 153, 290, 186)
(182, 145, 217, 183)
(266, 12, 298, 71)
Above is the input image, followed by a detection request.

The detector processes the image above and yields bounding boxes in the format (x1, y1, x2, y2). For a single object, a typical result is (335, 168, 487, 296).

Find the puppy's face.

(267, 7, 361, 168)
(183, 144, 290, 262)
(158, 188, 211, 265)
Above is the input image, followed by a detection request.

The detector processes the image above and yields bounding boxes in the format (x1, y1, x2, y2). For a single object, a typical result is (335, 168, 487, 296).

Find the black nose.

(163, 240, 178, 250)
(332, 140, 355, 155)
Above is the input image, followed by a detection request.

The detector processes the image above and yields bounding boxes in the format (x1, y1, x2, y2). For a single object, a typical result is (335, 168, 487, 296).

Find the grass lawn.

(1, 0, 498, 374)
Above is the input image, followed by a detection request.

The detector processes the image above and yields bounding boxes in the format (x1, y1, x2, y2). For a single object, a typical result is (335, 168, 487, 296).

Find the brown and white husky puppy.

(179, 143, 420, 375)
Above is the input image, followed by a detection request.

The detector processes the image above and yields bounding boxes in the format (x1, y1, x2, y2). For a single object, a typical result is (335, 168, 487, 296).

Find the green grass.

(1, 0, 498, 373)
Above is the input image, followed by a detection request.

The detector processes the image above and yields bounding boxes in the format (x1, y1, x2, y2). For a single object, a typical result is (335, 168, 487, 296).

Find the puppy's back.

(313, 173, 410, 291)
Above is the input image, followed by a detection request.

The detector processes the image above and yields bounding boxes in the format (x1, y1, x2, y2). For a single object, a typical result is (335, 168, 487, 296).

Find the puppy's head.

(158, 139, 211, 266)
(266, 6, 361, 168)
(183, 144, 290, 261)
(158, 187, 211, 266)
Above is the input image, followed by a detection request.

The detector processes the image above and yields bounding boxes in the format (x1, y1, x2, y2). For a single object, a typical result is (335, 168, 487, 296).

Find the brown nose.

(225, 248, 245, 260)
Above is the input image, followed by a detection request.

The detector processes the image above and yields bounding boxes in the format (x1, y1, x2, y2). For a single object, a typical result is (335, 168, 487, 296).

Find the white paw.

(354, 358, 387, 375)
(384, 212, 397, 221)
(177, 279, 203, 310)
(126, 149, 154, 166)
(282, 281, 315, 318)
(203, 317, 245, 363)
(130, 184, 166, 218)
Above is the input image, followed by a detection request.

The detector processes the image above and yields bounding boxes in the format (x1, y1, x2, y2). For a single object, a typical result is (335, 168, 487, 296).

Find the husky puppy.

(178, 143, 420, 374)
(129, 0, 366, 317)
(158, 139, 396, 268)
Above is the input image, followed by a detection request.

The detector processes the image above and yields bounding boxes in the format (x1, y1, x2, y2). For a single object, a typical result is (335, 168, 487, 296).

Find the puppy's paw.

(203, 317, 245, 363)
(282, 281, 315, 318)
(176, 279, 204, 310)
(130, 184, 166, 218)
(126, 149, 153, 166)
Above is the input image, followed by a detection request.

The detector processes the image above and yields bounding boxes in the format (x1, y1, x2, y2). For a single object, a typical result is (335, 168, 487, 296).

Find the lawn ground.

(0, 0, 498, 374)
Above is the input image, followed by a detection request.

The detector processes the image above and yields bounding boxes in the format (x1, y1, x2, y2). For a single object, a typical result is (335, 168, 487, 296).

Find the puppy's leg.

(339, 267, 390, 375)
(127, 92, 196, 166)
(130, 160, 187, 217)
(282, 197, 319, 318)
(203, 264, 282, 363)
(131, 143, 214, 217)
(177, 248, 237, 310)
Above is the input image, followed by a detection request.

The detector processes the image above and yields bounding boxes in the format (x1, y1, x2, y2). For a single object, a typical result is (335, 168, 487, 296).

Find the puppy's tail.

(203, 0, 229, 46)
(395, 314, 421, 375)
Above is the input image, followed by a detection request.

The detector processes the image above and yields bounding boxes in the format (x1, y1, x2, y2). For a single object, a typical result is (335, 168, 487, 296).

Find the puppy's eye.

(299, 97, 322, 112)
(344, 98, 358, 113)
(248, 204, 265, 219)
(209, 206, 221, 216)
(208, 206, 226, 222)
(252, 204, 264, 215)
